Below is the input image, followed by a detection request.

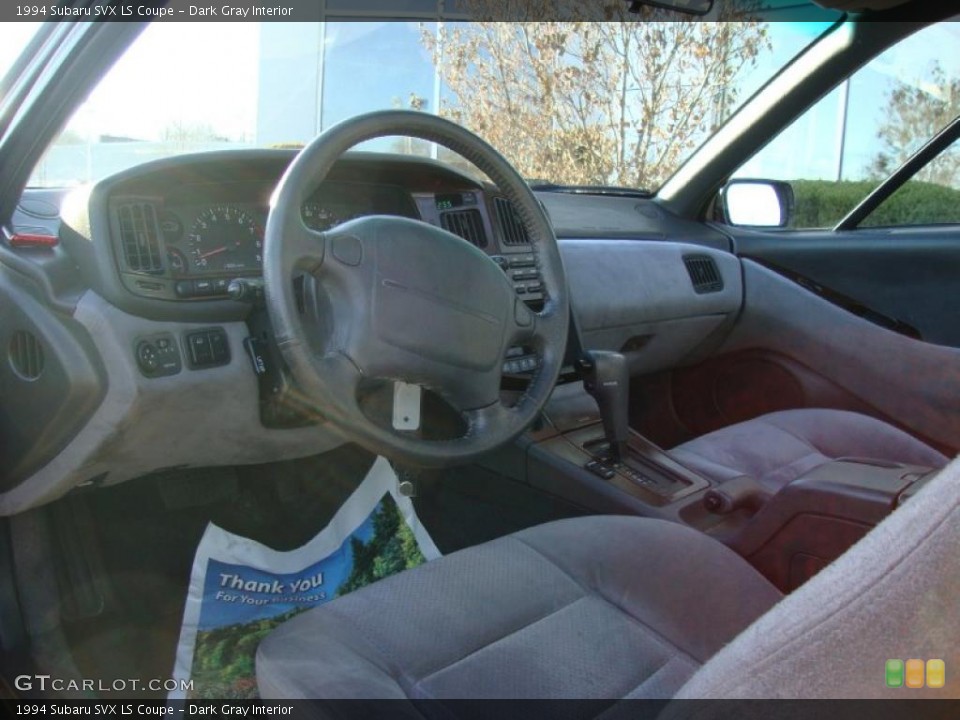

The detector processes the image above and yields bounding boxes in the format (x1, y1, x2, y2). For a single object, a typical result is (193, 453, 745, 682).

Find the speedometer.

(187, 205, 263, 273)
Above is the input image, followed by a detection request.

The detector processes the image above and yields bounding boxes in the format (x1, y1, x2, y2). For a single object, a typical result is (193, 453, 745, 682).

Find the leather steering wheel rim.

(263, 110, 569, 467)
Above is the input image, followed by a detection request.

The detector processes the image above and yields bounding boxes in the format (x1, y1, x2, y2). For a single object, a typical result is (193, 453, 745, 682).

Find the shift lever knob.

(579, 350, 630, 462)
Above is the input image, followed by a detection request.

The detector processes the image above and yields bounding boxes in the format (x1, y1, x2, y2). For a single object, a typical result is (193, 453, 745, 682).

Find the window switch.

(208, 329, 230, 364)
(189, 333, 213, 365)
(184, 328, 230, 369)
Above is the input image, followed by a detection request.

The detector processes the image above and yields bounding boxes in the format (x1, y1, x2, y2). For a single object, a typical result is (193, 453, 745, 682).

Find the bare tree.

(422, 1, 769, 188)
(870, 61, 960, 188)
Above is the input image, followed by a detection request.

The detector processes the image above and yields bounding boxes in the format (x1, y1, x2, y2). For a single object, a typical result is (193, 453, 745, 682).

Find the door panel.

(711, 261, 960, 454)
(732, 227, 960, 347)
(670, 349, 882, 442)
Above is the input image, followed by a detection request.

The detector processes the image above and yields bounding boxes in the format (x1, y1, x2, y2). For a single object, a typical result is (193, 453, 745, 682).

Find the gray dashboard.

(561, 239, 742, 374)
(57, 150, 549, 323)
(0, 150, 743, 514)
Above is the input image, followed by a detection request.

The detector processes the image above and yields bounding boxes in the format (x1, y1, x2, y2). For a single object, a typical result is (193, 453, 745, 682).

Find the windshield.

(22, 14, 836, 190)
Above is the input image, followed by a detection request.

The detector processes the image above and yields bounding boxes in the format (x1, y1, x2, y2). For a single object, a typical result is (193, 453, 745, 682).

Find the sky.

(2, 19, 958, 187)
(1, 20, 830, 146)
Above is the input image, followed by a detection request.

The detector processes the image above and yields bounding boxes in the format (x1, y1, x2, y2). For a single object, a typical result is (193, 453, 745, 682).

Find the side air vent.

(117, 202, 163, 273)
(684, 254, 724, 294)
(494, 197, 530, 246)
(441, 209, 487, 248)
(8, 330, 44, 381)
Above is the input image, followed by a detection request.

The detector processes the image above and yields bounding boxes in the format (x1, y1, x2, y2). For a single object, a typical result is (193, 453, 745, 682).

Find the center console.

(526, 349, 941, 592)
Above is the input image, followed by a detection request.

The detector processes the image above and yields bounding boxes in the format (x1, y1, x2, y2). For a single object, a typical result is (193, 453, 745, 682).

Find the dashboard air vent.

(8, 330, 44, 381)
(684, 255, 724, 294)
(441, 209, 487, 248)
(117, 202, 163, 273)
(494, 197, 530, 246)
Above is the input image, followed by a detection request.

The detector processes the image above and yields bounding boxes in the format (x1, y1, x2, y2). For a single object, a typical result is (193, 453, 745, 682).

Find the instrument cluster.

(157, 181, 420, 282)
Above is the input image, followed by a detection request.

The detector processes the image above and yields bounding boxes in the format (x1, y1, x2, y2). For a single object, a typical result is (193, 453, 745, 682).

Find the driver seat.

(256, 457, 960, 700)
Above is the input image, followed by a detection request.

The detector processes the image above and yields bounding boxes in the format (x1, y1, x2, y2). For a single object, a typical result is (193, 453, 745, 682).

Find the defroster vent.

(117, 202, 164, 273)
(683, 254, 724, 294)
(494, 197, 530, 246)
(441, 208, 487, 248)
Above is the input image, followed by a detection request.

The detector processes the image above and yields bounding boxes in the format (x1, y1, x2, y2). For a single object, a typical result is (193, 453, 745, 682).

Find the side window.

(733, 21, 960, 229)
(860, 137, 960, 228)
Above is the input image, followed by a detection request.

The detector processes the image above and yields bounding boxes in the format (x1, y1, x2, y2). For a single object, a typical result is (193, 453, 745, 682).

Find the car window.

(24, 8, 838, 189)
(860, 136, 960, 228)
(733, 19, 960, 230)
(0, 23, 41, 74)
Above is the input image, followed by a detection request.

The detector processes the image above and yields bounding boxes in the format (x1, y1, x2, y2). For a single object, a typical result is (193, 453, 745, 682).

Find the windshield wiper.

(527, 182, 653, 198)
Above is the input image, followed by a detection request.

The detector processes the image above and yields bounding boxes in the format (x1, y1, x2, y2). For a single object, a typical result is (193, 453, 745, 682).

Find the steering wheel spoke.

(508, 296, 539, 345)
(286, 221, 326, 274)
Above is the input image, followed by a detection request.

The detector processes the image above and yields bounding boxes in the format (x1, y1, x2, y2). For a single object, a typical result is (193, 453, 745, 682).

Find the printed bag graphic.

(170, 457, 441, 700)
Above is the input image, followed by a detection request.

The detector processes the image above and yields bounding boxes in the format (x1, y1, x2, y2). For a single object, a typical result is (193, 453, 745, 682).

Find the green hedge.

(790, 179, 960, 229)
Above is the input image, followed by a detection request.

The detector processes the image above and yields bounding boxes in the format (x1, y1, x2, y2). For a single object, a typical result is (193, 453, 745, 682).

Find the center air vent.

(117, 202, 164, 274)
(8, 330, 44, 381)
(494, 197, 530, 246)
(684, 255, 724, 294)
(440, 209, 487, 248)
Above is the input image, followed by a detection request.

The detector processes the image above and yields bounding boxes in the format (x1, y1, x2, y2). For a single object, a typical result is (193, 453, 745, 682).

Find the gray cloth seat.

(257, 457, 960, 700)
(669, 408, 947, 491)
(256, 516, 782, 699)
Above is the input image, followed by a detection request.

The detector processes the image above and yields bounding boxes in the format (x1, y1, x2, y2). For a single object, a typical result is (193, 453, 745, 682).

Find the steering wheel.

(263, 110, 569, 467)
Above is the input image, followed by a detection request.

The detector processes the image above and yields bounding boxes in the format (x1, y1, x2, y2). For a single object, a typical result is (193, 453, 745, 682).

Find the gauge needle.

(198, 246, 228, 259)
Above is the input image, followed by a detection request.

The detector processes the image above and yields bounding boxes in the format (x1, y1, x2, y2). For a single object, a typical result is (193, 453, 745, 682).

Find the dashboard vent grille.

(494, 197, 530, 246)
(684, 255, 724, 294)
(117, 202, 163, 273)
(441, 209, 487, 248)
(8, 330, 44, 381)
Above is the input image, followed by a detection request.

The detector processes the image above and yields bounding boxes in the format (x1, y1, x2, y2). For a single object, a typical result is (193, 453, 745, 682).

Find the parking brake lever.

(578, 350, 630, 464)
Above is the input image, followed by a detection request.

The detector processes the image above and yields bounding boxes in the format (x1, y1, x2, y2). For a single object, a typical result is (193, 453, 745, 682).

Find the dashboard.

(75, 150, 546, 315)
(1, 148, 740, 513)
(126, 180, 420, 299)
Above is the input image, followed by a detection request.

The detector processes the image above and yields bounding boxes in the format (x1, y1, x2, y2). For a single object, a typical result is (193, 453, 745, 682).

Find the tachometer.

(187, 205, 263, 273)
(301, 201, 341, 231)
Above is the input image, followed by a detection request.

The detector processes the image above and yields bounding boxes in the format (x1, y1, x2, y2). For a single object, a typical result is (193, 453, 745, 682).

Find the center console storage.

(705, 460, 938, 591)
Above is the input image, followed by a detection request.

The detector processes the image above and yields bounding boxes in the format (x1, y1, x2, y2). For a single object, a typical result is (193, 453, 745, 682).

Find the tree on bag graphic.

(338, 494, 426, 596)
(187, 494, 426, 699)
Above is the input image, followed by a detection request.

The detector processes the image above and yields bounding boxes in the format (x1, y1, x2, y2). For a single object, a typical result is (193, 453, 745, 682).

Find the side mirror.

(719, 179, 795, 228)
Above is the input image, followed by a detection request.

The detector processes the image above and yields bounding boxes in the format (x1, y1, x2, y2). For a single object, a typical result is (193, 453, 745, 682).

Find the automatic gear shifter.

(578, 350, 630, 463)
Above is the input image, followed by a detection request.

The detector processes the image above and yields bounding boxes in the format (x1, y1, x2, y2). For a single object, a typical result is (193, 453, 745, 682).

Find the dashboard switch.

(189, 333, 213, 365)
(184, 328, 230, 369)
(135, 334, 182, 378)
(209, 331, 229, 363)
(509, 254, 536, 268)
(194, 279, 215, 296)
(227, 278, 265, 304)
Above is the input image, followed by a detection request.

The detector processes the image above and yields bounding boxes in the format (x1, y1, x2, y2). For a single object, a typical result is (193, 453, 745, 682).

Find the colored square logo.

(885, 659, 904, 688)
(905, 659, 925, 688)
(927, 659, 946, 689)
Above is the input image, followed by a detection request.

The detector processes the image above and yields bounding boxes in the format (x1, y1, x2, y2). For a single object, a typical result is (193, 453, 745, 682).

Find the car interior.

(0, 0, 959, 705)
